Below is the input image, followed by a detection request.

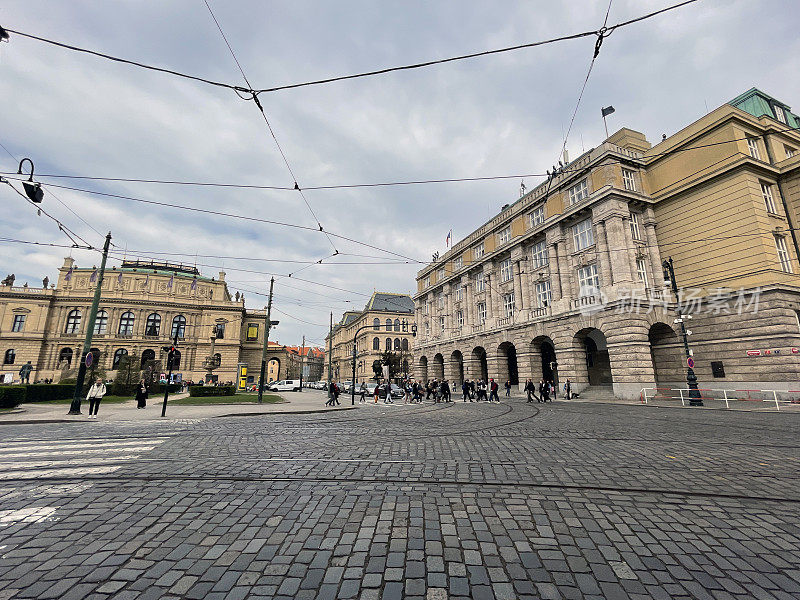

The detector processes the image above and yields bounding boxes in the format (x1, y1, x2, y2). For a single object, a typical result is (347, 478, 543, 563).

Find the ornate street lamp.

(350, 319, 416, 405)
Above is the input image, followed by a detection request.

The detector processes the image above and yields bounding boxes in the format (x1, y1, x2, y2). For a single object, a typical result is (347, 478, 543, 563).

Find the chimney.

(218, 271, 226, 281)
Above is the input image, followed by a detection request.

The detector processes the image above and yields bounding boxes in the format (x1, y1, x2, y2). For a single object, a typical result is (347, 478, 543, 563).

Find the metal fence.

(640, 387, 800, 410)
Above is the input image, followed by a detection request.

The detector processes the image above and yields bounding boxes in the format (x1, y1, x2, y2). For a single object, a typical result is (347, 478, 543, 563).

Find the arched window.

(93, 310, 108, 335)
(171, 315, 186, 339)
(373, 318, 380, 330)
(118, 311, 135, 336)
(213, 353, 221, 367)
(385, 338, 392, 351)
(58, 347, 73, 367)
(3, 349, 15, 365)
(90, 348, 101, 366)
(65, 309, 81, 334)
(112, 348, 128, 369)
(402, 338, 409, 351)
(145, 313, 161, 336)
(172, 350, 181, 370)
(141, 349, 156, 368)
(394, 338, 401, 351)
(372, 337, 380, 350)
(385, 318, 392, 331)
(394, 319, 401, 332)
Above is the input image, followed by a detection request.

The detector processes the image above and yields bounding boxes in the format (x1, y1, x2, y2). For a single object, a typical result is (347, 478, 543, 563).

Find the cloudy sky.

(2, 0, 799, 347)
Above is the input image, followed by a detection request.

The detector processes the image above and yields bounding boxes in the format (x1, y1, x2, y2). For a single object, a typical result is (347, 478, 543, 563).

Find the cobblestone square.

(1, 398, 799, 599)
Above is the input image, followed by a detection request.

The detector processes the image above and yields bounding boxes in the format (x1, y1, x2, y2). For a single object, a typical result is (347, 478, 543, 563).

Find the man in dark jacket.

(524, 379, 536, 403)
(489, 379, 500, 402)
(462, 381, 470, 401)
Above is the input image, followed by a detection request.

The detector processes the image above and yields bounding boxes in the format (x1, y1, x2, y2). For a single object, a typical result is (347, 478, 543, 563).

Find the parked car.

(378, 384, 404, 400)
(269, 379, 301, 392)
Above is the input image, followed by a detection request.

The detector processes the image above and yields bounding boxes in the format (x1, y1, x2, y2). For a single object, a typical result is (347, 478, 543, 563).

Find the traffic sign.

(687, 357, 695, 369)
(85, 352, 93, 368)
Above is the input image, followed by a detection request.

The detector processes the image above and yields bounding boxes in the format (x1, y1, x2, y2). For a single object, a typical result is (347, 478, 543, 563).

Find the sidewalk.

(0, 389, 354, 424)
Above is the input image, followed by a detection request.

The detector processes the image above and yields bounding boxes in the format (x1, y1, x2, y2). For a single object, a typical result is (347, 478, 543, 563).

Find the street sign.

(85, 352, 93, 368)
(687, 357, 695, 369)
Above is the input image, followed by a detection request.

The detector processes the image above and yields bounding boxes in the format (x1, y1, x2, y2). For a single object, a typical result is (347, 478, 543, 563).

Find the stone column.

(513, 260, 524, 312)
(644, 222, 664, 288)
(595, 220, 614, 286)
(445, 285, 453, 337)
(606, 216, 635, 284)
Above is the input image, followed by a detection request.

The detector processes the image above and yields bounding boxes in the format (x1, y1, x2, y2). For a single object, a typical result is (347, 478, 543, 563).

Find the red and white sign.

(687, 357, 695, 369)
(746, 350, 761, 357)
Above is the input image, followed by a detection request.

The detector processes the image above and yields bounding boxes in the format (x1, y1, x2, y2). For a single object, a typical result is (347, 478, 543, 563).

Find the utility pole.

(257, 278, 275, 404)
(327, 311, 333, 400)
(299, 335, 305, 390)
(160, 331, 180, 417)
(68, 232, 112, 415)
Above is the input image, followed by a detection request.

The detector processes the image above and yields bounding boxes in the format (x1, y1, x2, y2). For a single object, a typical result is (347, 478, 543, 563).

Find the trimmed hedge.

(0, 387, 26, 409)
(22, 384, 74, 403)
(188, 385, 236, 397)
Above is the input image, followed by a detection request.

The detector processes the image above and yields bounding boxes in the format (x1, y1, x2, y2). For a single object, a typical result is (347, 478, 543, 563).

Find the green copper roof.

(728, 88, 799, 128)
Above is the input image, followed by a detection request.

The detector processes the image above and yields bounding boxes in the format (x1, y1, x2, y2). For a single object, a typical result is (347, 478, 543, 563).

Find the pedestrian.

(563, 378, 572, 400)
(374, 382, 380, 403)
(442, 380, 451, 402)
(505, 380, 512, 397)
(462, 380, 470, 401)
(549, 380, 556, 400)
(477, 379, 487, 401)
(524, 379, 536, 403)
(86, 377, 106, 418)
(333, 382, 341, 405)
(489, 378, 500, 402)
(469, 379, 476, 399)
(538, 380, 547, 403)
(359, 381, 367, 403)
(135, 378, 148, 409)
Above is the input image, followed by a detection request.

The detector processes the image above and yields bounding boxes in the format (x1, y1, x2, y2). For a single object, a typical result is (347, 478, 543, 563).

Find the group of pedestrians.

(523, 378, 573, 403)
(456, 378, 503, 402)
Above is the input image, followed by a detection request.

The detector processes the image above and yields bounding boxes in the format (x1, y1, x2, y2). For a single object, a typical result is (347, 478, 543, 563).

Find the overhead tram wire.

(1, 1, 700, 96)
(202, 0, 338, 255)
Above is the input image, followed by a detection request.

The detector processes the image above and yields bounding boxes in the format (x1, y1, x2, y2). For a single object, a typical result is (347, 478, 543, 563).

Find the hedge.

(22, 384, 74, 403)
(110, 383, 180, 397)
(0, 387, 26, 409)
(188, 385, 236, 397)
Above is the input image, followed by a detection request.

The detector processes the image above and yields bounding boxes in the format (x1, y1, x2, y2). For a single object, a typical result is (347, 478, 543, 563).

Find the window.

(437, 268, 445, 282)
(386, 318, 392, 331)
(761, 182, 777, 214)
(622, 168, 637, 191)
(141, 349, 155, 368)
(453, 256, 463, 270)
(498, 226, 511, 245)
(477, 302, 486, 324)
(112, 348, 128, 369)
(58, 348, 73, 367)
(402, 338, 409, 351)
(118, 311, 135, 336)
(528, 206, 545, 227)
(456, 310, 464, 327)
(11, 315, 25, 332)
(246, 323, 259, 341)
(776, 236, 793, 273)
(572, 219, 595, 251)
(424, 276, 431, 288)
(65, 309, 81, 334)
(439, 316, 445, 334)
(394, 338, 401, 351)
(372, 337, 380, 350)
(385, 338, 392, 351)
(145, 313, 161, 336)
(171, 315, 187, 339)
(455, 284, 463, 302)
(568, 179, 589, 205)
(528, 240, 547, 269)
(424, 302, 430, 315)
(436, 295, 444, 310)
(425, 322, 430, 336)
(373, 318, 380, 330)
(747, 137, 760, 160)
(3, 349, 15, 365)
(214, 322, 225, 339)
(578, 264, 600, 294)
(500, 258, 513, 282)
(394, 319, 401, 332)
(474, 270, 485, 292)
(503, 293, 514, 318)
(711, 361, 725, 378)
(530, 282, 547, 309)
(93, 310, 108, 335)
(630, 212, 642, 241)
(774, 105, 787, 124)
(636, 258, 649, 287)
(172, 350, 181, 370)
(474, 242, 485, 259)
(785, 146, 796, 159)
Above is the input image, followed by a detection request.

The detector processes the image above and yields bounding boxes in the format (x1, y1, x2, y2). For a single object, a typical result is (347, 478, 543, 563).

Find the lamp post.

(351, 319, 417, 405)
(662, 257, 703, 406)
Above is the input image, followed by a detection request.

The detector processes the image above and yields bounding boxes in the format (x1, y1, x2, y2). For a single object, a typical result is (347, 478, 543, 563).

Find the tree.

(114, 352, 140, 387)
(377, 351, 403, 381)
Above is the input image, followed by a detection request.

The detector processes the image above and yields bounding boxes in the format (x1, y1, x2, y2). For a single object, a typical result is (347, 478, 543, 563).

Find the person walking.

(504, 380, 512, 397)
(538, 380, 548, 403)
(359, 381, 367, 403)
(86, 377, 106, 418)
(524, 379, 536, 403)
(477, 380, 487, 401)
(442, 380, 451, 402)
(549, 380, 556, 400)
(325, 382, 336, 406)
(469, 379, 476, 400)
(489, 378, 500, 402)
(462, 380, 470, 402)
(333, 382, 341, 405)
(374, 382, 380, 403)
(135, 378, 148, 409)
(563, 378, 572, 400)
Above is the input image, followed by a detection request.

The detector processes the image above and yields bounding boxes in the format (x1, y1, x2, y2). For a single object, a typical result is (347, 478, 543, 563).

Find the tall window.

(246, 323, 259, 341)
(118, 311, 135, 336)
(474, 242, 485, 259)
(761, 182, 777, 214)
(424, 302, 430, 315)
(112, 348, 128, 369)
(402, 338, 409, 351)
(385, 338, 392, 351)
(439, 316, 445, 334)
(437, 268, 445, 282)
(394, 338, 401, 351)
(3, 349, 15, 365)
(373, 317, 380, 330)
(785, 146, 796, 159)
(528, 206, 545, 227)
(456, 310, 464, 327)
(568, 179, 589, 205)
(145, 313, 161, 336)
(424, 276, 431, 288)
(65, 309, 82, 334)
(394, 319, 401, 332)
(11, 315, 26, 332)
(477, 302, 487, 324)
(172, 315, 187, 339)
(215, 322, 225, 339)
(498, 226, 511, 245)
(58, 348, 73, 367)
(474, 270, 485, 292)
(141, 349, 155, 368)
(531, 240, 548, 268)
(536, 281, 551, 308)
(630, 212, 642, 241)
(636, 258, 649, 287)
(425, 322, 430, 336)
(453, 256, 463, 270)
(747, 137, 760, 160)
(437, 295, 444, 310)
(385, 318, 392, 331)
(776, 237, 793, 273)
(503, 293, 514, 318)
(774, 105, 787, 124)
(622, 169, 637, 191)
(500, 258, 513, 282)
(578, 264, 600, 294)
(455, 284, 463, 302)
(93, 310, 108, 335)
(573, 219, 595, 251)
(372, 337, 380, 350)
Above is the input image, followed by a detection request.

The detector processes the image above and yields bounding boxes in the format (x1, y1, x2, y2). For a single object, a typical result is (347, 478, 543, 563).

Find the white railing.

(640, 387, 800, 410)
(530, 306, 550, 318)
(7, 286, 50, 294)
(497, 316, 512, 327)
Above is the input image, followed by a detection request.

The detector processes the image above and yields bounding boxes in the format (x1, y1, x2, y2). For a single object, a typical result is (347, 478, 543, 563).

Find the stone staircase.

(570, 385, 618, 402)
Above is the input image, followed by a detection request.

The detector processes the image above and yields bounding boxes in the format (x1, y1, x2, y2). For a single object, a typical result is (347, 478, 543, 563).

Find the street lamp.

(662, 257, 703, 406)
(350, 319, 417, 405)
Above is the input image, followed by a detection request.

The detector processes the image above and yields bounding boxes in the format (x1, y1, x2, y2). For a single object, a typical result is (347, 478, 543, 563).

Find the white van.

(270, 380, 301, 392)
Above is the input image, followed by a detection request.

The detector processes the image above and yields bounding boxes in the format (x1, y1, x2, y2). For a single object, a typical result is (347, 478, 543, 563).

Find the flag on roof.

(117, 272, 123, 286)
(65, 266, 73, 281)
(446, 230, 452, 248)
(190, 277, 197, 291)
(167, 275, 174, 290)
(89, 269, 98, 283)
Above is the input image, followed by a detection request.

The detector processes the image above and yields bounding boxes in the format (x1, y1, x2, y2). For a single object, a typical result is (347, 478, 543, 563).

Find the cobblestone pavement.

(1, 397, 799, 600)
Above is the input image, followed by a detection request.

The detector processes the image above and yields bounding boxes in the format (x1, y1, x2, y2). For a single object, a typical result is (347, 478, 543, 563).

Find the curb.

(215, 406, 359, 418)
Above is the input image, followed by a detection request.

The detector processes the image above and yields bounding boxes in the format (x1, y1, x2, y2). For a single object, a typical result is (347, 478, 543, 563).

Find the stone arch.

(471, 346, 488, 381)
(432, 353, 445, 380)
(649, 322, 683, 388)
(574, 327, 612, 386)
(531, 336, 558, 385)
(449, 350, 464, 384)
(267, 357, 281, 382)
(497, 342, 519, 386)
(417, 355, 428, 382)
